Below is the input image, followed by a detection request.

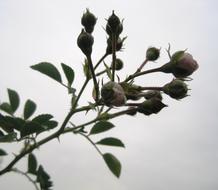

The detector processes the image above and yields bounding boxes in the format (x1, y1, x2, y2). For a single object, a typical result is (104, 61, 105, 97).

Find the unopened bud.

(163, 79, 188, 100)
(101, 81, 126, 107)
(106, 11, 121, 35)
(77, 29, 94, 56)
(106, 37, 126, 54)
(112, 58, 124, 71)
(144, 90, 162, 100)
(146, 47, 160, 61)
(81, 9, 97, 33)
(120, 82, 142, 100)
(138, 98, 167, 115)
(161, 51, 199, 78)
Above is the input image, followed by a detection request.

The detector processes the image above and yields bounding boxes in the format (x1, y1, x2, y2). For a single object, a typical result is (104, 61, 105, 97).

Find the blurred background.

(0, 0, 217, 189)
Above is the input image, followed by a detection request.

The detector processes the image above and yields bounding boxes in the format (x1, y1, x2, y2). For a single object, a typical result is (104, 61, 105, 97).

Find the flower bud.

(138, 98, 167, 115)
(106, 22, 123, 37)
(143, 90, 162, 100)
(163, 79, 188, 100)
(146, 47, 160, 61)
(120, 82, 142, 100)
(106, 37, 126, 54)
(77, 29, 94, 56)
(101, 81, 126, 107)
(161, 51, 199, 78)
(111, 58, 124, 71)
(81, 9, 97, 33)
(106, 11, 121, 35)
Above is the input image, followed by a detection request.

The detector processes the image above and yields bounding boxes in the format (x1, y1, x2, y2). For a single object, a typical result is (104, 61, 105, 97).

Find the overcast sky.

(0, 0, 218, 190)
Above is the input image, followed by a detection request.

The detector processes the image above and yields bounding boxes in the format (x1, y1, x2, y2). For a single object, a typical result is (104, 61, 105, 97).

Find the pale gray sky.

(0, 0, 218, 190)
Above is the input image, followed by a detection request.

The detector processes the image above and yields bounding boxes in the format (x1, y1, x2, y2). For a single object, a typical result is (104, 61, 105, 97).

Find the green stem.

(87, 55, 99, 101)
(94, 53, 108, 70)
(112, 34, 117, 81)
(11, 168, 39, 190)
(78, 132, 103, 156)
(124, 67, 162, 82)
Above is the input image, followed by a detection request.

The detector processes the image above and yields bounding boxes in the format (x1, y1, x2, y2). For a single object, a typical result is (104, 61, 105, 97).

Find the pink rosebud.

(171, 52, 199, 78)
(101, 81, 126, 107)
(160, 51, 199, 78)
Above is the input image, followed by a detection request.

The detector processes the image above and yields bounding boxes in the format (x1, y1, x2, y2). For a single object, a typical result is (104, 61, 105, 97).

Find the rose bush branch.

(0, 9, 199, 189)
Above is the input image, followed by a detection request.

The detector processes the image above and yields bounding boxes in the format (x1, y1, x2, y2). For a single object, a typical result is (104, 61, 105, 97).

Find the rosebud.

(146, 47, 160, 61)
(163, 79, 188, 100)
(138, 98, 167, 115)
(106, 22, 123, 37)
(77, 29, 94, 56)
(106, 37, 126, 54)
(106, 11, 121, 35)
(111, 58, 124, 71)
(81, 9, 97, 33)
(120, 82, 142, 100)
(161, 51, 199, 78)
(101, 81, 126, 107)
(143, 90, 162, 100)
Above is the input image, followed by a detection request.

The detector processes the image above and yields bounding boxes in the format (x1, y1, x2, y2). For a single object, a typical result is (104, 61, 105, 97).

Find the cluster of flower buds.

(161, 51, 199, 78)
(105, 11, 126, 55)
(101, 81, 126, 107)
(77, 9, 97, 56)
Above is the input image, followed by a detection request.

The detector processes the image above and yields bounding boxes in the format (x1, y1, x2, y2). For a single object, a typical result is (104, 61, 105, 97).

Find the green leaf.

(31, 62, 62, 83)
(0, 114, 14, 133)
(61, 63, 75, 86)
(0, 102, 13, 115)
(0, 129, 4, 136)
(32, 114, 53, 124)
(20, 121, 44, 137)
(2, 116, 25, 132)
(24, 100, 36, 120)
(28, 153, 38, 174)
(7, 89, 20, 113)
(104, 62, 112, 80)
(89, 121, 115, 135)
(42, 120, 58, 130)
(96, 137, 125, 148)
(0, 132, 17, 143)
(103, 153, 121, 178)
(0, 149, 7, 156)
(37, 165, 53, 190)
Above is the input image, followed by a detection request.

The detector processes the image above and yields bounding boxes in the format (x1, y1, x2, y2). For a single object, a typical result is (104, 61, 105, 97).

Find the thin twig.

(11, 168, 39, 190)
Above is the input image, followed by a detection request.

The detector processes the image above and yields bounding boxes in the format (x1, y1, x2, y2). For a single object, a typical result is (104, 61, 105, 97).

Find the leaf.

(61, 63, 75, 86)
(1, 116, 25, 132)
(32, 114, 53, 124)
(104, 62, 112, 80)
(89, 121, 115, 135)
(0, 102, 13, 115)
(0, 113, 14, 133)
(103, 153, 121, 178)
(0, 149, 7, 156)
(20, 121, 44, 137)
(24, 100, 36, 120)
(37, 165, 53, 190)
(0, 132, 17, 143)
(28, 153, 38, 174)
(0, 129, 4, 136)
(31, 62, 62, 83)
(96, 137, 125, 148)
(7, 89, 20, 113)
(42, 120, 58, 130)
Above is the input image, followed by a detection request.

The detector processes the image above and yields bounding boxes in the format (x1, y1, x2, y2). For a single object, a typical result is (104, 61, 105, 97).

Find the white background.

(0, 0, 218, 190)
